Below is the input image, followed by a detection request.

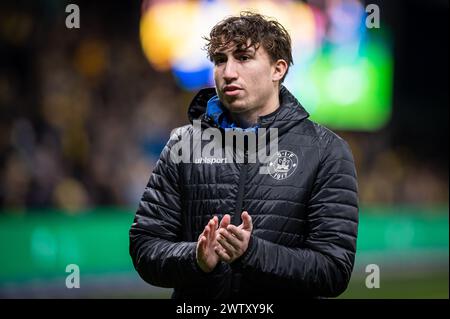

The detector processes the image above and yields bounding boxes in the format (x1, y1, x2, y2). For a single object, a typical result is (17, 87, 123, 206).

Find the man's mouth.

(223, 85, 242, 96)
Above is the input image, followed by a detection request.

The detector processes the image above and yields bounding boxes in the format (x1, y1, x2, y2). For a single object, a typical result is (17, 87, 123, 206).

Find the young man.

(129, 12, 358, 299)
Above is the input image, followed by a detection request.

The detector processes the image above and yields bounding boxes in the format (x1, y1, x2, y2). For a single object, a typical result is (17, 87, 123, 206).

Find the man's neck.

(230, 92, 280, 129)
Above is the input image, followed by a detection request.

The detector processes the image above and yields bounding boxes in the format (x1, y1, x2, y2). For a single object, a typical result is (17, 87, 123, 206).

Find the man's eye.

(239, 55, 250, 61)
(214, 58, 226, 65)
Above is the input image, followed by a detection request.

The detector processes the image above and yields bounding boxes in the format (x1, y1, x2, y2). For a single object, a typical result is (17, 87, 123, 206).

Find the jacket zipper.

(233, 150, 248, 226)
(231, 150, 248, 295)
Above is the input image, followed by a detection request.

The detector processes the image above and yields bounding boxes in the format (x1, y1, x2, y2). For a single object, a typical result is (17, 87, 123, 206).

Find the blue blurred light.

(172, 67, 213, 91)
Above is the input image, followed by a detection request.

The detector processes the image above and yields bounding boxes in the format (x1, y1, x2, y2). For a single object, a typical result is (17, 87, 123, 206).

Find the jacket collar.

(187, 85, 309, 129)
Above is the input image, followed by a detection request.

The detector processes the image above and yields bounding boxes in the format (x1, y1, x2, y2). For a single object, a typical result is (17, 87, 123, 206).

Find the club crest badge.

(267, 150, 298, 180)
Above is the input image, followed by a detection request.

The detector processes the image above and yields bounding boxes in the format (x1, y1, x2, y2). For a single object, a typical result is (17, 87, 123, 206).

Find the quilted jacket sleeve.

(129, 128, 224, 288)
(239, 135, 359, 297)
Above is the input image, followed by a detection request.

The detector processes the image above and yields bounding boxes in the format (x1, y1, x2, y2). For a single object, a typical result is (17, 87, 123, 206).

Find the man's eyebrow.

(212, 52, 226, 57)
(211, 46, 255, 58)
(235, 47, 255, 54)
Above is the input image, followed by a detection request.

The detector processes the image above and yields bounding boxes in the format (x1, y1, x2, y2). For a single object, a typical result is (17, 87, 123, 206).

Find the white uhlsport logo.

(267, 150, 298, 180)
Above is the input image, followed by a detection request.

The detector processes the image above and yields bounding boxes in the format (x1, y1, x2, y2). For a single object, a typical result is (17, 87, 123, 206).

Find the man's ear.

(272, 59, 288, 82)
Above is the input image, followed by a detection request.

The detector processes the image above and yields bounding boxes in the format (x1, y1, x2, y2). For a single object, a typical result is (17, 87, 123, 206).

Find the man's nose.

(223, 60, 238, 82)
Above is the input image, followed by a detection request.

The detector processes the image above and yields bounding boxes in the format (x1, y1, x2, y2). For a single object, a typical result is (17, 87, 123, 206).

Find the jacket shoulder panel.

(170, 124, 194, 142)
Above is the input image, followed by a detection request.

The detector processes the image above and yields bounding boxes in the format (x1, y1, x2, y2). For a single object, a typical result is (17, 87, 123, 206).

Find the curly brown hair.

(204, 11, 293, 83)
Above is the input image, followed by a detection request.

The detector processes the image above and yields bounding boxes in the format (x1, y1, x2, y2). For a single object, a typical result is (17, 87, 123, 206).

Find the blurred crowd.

(0, 2, 448, 213)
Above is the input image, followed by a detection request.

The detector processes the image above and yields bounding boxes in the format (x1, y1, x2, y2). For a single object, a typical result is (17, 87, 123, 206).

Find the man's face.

(212, 41, 278, 115)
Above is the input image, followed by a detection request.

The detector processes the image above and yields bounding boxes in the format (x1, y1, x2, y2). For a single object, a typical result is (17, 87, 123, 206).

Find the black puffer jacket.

(129, 86, 359, 299)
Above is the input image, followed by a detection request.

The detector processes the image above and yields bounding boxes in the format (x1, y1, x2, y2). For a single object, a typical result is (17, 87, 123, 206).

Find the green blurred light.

(325, 66, 366, 106)
(31, 227, 58, 269)
(292, 40, 393, 131)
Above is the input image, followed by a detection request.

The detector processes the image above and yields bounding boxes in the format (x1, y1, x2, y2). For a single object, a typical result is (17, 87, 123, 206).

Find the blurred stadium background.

(0, 0, 448, 298)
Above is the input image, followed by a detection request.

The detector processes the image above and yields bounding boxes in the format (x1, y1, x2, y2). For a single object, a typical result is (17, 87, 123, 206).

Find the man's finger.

(215, 246, 231, 262)
(218, 228, 241, 250)
(208, 219, 215, 242)
(226, 225, 244, 240)
(217, 234, 236, 255)
(205, 222, 210, 242)
(199, 236, 207, 254)
(242, 211, 253, 231)
(201, 225, 211, 248)
(220, 214, 231, 229)
(210, 217, 218, 242)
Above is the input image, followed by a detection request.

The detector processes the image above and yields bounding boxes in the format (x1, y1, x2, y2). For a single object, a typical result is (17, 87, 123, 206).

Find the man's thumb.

(241, 211, 252, 230)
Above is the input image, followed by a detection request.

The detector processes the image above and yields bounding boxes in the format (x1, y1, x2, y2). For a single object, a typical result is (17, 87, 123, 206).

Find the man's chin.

(222, 100, 249, 113)
(226, 104, 249, 114)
